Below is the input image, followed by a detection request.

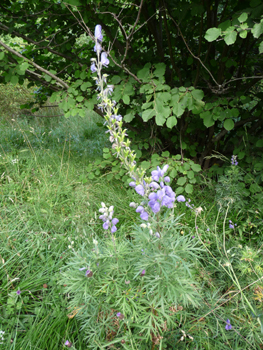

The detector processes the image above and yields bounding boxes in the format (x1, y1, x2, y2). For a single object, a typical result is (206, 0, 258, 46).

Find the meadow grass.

(1, 102, 263, 349)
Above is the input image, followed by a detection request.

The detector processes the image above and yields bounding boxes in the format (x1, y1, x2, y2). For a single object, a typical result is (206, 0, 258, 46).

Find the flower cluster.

(229, 220, 237, 229)
(99, 202, 119, 233)
(231, 155, 238, 166)
(225, 319, 232, 330)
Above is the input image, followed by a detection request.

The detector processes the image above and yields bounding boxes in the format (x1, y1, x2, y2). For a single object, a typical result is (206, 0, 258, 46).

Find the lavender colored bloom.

(135, 185, 145, 196)
(111, 226, 117, 233)
(112, 218, 119, 225)
(177, 195, 186, 202)
(140, 211, 149, 221)
(65, 340, 72, 347)
(101, 52, 109, 67)
(16, 290, 21, 295)
(155, 232, 160, 238)
(90, 62, 97, 73)
(95, 24, 103, 41)
(141, 269, 146, 276)
(129, 181, 136, 187)
(103, 221, 109, 230)
(164, 176, 170, 183)
(79, 267, 86, 271)
(116, 312, 124, 320)
(207, 228, 210, 231)
(225, 319, 232, 330)
(94, 42, 102, 53)
(86, 270, 93, 277)
(148, 200, 160, 213)
(150, 182, 160, 190)
(229, 223, 234, 229)
(231, 155, 238, 166)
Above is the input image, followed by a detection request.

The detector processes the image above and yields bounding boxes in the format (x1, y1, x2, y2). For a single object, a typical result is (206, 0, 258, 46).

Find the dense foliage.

(0, 0, 263, 172)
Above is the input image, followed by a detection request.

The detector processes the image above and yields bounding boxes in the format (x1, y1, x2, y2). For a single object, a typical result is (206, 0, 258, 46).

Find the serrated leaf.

(205, 28, 222, 42)
(10, 75, 18, 85)
(191, 89, 204, 100)
(252, 21, 263, 39)
(238, 13, 248, 23)
(224, 30, 237, 45)
(166, 116, 177, 128)
(185, 184, 193, 194)
(142, 109, 155, 122)
(177, 177, 187, 186)
(123, 95, 130, 104)
(191, 164, 201, 172)
(224, 119, 235, 130)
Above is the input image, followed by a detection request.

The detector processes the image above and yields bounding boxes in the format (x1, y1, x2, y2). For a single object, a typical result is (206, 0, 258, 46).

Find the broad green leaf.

(187, 170, 195, 179)
(123, 94, 130, 104)
(166, 116, 177, 128)
(205, 28, 222, 42)
(142, 101, 153, 110)
(176, 187, 184, 194)
(252, 21, 263, 39)
(142, 109, 155, 122)
(191, 89, 204, 100)
(191, 164, 201, 172)
(153, 62, 166, 78)
(173, 102, 184, 117)
(156, 92, 171, 102)
(76, 96, 84, 102)
(256, 139, 263, 147)
(80, 82, 92, 91)
(201, 111, 214, 127)
(224, 119, 235, 130)
(0, 52, 5, 60)
(137, 63, 151, 81)
(177, 177, 187, 186)
(238, 13, 248, 23)
(185, 184, 193, 194)
(10, 75, 18, 85)
(124, 112, 135, 122)
(111, 75, 121, 84)
(84, 100, 94, 110)
(239, 30, 248, 39)
(259, 41, 263, 54)
(155, 112, 166, 126)
(44, 74, 52, 82)
(224, 30, 237, 45)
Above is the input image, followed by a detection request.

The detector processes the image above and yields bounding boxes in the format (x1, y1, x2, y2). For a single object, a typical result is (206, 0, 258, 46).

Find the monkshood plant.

(61, 25, 201, 349)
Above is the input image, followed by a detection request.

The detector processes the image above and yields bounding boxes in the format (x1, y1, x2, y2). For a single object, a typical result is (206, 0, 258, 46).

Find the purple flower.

(229, 223, 234, 229)
(148, 200, 160, 213)
(101, 52, 109, 67)
(64, 340, 72, 347)
(231, 155, 238, 166)
(112, 218, 119, 225)
(149, 182, 160, 190)
(140, 211, 149, 221)
(94, 42, 102, 53)
(90, 62, 97, 73)
(103, 221, 109, 230)
(86, 270, 93, 277)
(176, 195, 186, 202)
(141, 269, 146, 276)
(151, 164, 169, 182)
(95, 24, 103, 42)
(16, 290, 21, 295)
(164, 176, 170, 183)
(129, 181, 136, 187)
(111, 226, 117, 233)
(225, 319, 232, 330)
(135, 185, 145, 196)
(116, 312, 124, 320)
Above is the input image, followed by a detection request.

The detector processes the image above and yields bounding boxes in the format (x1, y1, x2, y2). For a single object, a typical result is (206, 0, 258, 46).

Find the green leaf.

(111, 75, 121, 84)
(153, 63, 166, 78)
(137, 63, 151, 82)
(187, 170, 195, 179)
(185, 184, 193, 194)
(239, 30, 248, 39)
(191, 164, 201, 172)
(0, 52, 5, 60)
(191, 89, 204, 100)
(224, 119, 235, 130)
(238, 13, 248, 23)
(177, 177, 187, 186)
(44, 74, 52, 82)
(123, 95, 130, 104)
(259, 41, 263, 54)
(205, 28, 222, 42)
(166, 116, 177, 128)
(142, 109, 155, 122)
(76, 96, 84, 102)
(201, 111, 214, 127)
(80, 82, 92, 91)
(10, 75, 18, 85)
(224, 29, 237, 45)
(256, 139, 263, 147)
(252, 21, 263, 39)
(124, 112, 135, 122)
(173, 102, 184, 117)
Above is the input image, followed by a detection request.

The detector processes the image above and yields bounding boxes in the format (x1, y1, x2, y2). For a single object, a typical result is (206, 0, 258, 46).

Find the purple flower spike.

(177, 195, 186, 202)
(94, 42, 102, 53)
(101, 52, 109, 67)
(90, 62, 97, 73)
(135, 185, 145, 196)
(95, 24, 103, 42)
(225, 319, 232, 330)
